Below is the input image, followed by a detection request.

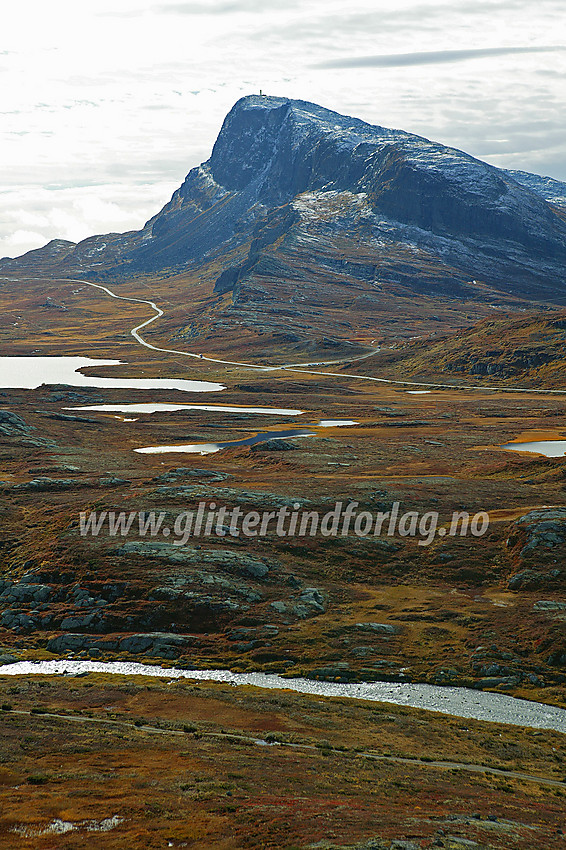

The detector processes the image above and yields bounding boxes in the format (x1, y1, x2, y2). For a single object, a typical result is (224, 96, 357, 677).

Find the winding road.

(29, 277, 566, 395)
(60, 279, 380, 372)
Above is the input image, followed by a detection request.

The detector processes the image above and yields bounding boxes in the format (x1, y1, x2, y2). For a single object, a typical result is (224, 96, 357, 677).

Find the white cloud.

(0, 182, 180, 258)
(1, 0, 565, 256)
(8, 230, 49, 248)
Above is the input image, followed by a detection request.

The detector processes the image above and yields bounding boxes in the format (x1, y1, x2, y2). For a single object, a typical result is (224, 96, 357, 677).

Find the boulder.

(292, 588, 327, 618)
(355, 622, 398, 635)
(533, 600, 566, 612)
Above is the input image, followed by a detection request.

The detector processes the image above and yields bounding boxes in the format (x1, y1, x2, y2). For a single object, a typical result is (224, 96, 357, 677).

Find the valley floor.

(0, 674, 564, 849)
(0, 274, 564, 847)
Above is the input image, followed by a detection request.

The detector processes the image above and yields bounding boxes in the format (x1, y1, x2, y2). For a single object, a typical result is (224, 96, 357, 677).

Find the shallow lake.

(0, 357, 224, 393)
(134, 421, 357, 454)
(1, 659, 565, 732)
(502, 439, 566, 458)
(65, 402, 304, 416)
(135, 428, 317, 455)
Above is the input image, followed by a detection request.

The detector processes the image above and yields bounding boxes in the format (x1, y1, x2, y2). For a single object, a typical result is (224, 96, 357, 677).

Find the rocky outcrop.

(250, 439, 299, 452)
(150, 573, 262, 605)
(506, 509, 566, 591)
(0, 573, 126, 633)
(532, 600, 566, 614)
(10, 477, 131, 492)
(152, 485, 308, 509)
(116, 541, 272, 579)
(507, 570, 558, 591)
(0, 582, 51, 605)
(355, 622, 398, 635)
(46, 631, 194, 659)
(270, 587, 328, 619)
(0, 410, 55, 448)
(36, 411, 100, 424)
(11, 478, 88, 492)
(0, 410, 35, 437)
(151, 468, 230, 484)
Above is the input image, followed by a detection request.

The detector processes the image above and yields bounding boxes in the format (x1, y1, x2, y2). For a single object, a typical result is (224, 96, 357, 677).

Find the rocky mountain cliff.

(358, 307, 566, 386)
(3, 95, 566, 312)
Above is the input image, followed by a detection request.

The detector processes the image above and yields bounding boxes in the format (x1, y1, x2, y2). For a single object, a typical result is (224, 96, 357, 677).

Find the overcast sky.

(1, 0, 565, 257)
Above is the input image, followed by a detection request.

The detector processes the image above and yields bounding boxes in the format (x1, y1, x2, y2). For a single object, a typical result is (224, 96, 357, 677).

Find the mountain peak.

(207, 93, 407, 204)
(2, 96, 566, 312)
(222, 93, 367, 128)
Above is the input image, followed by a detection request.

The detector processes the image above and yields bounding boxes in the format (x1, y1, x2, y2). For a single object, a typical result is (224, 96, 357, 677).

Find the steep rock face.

(206, 97, 566, 260)
(2, 95, 566, 305)
(202, 99, 566, 303)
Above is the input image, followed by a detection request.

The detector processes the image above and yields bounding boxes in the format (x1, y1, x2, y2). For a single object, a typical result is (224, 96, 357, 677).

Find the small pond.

(502, 440, 566, 458)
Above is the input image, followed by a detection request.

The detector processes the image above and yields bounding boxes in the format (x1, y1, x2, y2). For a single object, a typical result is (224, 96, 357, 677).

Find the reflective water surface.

(135, 428, 317, 455)
(502, 440, 566, 458)
(65, 402, 304, 415)
(1, 659, 565, 732)
(0, 357, 224, 393)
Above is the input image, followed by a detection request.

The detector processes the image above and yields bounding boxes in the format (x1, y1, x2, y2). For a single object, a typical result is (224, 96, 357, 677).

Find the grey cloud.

(536, 68, 566, 77)
(313, 45, 566, 70)
(254, 2, 563, 43)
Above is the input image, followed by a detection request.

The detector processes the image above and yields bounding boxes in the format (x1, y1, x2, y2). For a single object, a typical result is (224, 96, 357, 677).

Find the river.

(2, 660, 565, 732)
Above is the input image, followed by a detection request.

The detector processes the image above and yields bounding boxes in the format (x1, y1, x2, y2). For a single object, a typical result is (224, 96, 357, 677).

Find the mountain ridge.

(3, 95, 566, 340)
